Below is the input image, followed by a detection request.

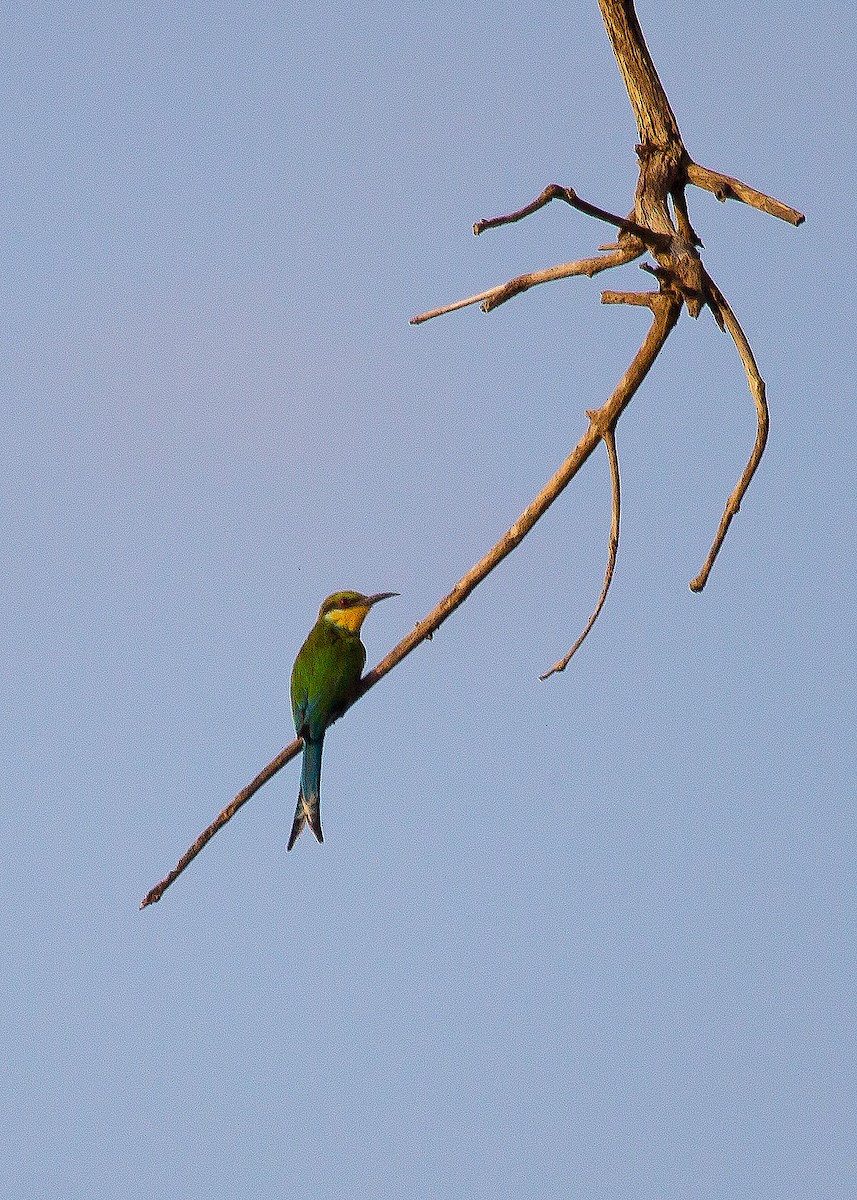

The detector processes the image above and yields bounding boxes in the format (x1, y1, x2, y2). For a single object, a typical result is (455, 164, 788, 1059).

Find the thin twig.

(410, 181, 682, 324)
(541, 421, 622, 678)
(690, 278, 769, 592)
(141, 288, 681, 908)
(411, 241, 644, 325)
(686, 161, 805, 226)
(139, 739, 304, 908)
(410, 284, 514, 325)
(473, 183, 671, 252)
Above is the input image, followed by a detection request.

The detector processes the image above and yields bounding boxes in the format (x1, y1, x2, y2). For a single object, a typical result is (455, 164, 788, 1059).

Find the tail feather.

(288, 737, 324, 850)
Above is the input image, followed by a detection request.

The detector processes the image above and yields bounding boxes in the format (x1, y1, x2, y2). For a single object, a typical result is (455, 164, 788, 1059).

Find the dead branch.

(413, 1, 800, 601)
(141, 0, 802, 907)
(473, 184, 671, 250)
(140, 739, 304, 907)
(140, 288, 678, 908)
(686, 160, 805, 226)
(410, 238, 644, 324)
(540, 419, 621, 679)
(690, 277, 770, 591)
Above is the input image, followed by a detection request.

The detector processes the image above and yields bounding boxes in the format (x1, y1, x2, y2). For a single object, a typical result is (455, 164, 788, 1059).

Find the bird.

(288, 590, 397, 850)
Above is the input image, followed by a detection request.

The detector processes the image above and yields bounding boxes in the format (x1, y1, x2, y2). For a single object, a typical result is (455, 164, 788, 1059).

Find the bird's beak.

(366, 591, 398, 606)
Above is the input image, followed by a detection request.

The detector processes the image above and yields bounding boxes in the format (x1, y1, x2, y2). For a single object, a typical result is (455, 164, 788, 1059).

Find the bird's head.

(319, 590, 397, 633)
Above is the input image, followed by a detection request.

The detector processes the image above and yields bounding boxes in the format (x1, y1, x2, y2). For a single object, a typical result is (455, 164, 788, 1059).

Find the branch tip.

(690, 279, 769, 591)
(686, 161, 805, 226)
(541, 425, 622, 679)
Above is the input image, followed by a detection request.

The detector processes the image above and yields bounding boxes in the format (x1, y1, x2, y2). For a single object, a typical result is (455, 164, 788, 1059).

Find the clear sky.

(4, 2, 855, 1197)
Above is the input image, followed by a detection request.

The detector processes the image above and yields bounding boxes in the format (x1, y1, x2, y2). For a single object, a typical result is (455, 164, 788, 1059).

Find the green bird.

(288, 590, 397, 850)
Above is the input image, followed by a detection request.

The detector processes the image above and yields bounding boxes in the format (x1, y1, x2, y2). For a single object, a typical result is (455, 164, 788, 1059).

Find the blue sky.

(3, 3, 855, 1197)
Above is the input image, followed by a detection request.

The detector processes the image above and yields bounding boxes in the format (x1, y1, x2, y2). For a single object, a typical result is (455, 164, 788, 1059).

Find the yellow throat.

(323, 604, 372, 634)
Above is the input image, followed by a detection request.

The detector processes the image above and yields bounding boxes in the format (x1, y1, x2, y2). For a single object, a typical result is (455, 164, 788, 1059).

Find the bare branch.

(690, 280, 769, 592)
(601, 289, 662, 307)
(686, 161, 805, 226)
(597, 0, 682, 146)
(410, 185, 653, 326)
(670, 184, 703, 248)
(141, 288, 681, 908)
(140, 739, 303, 907)
(367, 293, 679, 691)
(541, 421, 622, 679)
(409, 249, 639, 326)
(473, 183, 671, 252)
(410, 284, 516, 325)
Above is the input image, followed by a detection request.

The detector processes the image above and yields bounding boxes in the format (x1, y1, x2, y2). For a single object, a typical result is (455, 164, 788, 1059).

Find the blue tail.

(288, 736, 324, 850)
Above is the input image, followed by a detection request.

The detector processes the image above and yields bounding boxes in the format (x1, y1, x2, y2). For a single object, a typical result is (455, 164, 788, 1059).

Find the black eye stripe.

(320, 592, 366, 617)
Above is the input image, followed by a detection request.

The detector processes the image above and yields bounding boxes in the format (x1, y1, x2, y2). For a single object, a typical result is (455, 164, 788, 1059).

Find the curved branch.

(690, 278, 769, 592)
(541, 421, 621, 679)
(141, 289, 680, 908)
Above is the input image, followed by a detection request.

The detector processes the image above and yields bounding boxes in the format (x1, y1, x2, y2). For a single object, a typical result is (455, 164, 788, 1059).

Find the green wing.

(291, 623, 366, 740)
